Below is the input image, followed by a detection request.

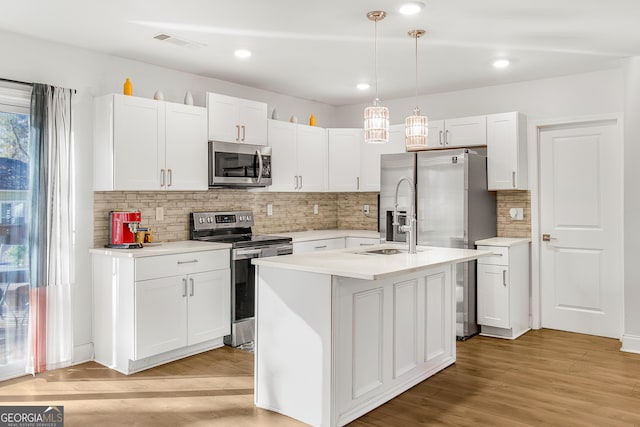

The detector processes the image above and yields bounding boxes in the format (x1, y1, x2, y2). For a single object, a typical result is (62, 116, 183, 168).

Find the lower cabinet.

(476, 238, 531, 339)
(135, 269, 230, 359)
(293, 237, 346, 254)
(93, 248, 230, 374)
(334, 266, 454, 423)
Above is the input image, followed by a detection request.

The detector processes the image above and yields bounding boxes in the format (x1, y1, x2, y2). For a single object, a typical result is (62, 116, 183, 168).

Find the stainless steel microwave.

(209, 141, 272, 188)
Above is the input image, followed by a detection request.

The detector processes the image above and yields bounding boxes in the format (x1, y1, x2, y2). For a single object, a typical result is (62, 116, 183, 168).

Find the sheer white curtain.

(27, 84, 74, 374)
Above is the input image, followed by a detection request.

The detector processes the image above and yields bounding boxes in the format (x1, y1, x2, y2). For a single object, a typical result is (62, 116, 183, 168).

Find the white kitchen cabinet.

(268, 120, 327, 192)
(93, 247, 230, 374)
(426, 116, 487, 149)
(293, 237, 345, 254)
(206, 92, 267, 145)
(359, 124, 406, 191)
(345, 237, 380, 248)
(328, 128, 362, 191)
(93, 94, 207, 191)
(476, 238, 530, 339)
(329, 125, 405, 192)
(487, 112, 528, 190)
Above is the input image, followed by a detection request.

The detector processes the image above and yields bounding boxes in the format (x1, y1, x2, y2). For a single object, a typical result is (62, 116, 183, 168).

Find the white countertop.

(252, 243, 492, 280)
(89, 240, 231, 258)
(276, 229, 380, 243)
(475, 237, 531, 247)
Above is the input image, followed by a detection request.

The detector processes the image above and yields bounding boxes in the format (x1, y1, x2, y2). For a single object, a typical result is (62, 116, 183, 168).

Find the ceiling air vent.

(153, 33, 206, 49)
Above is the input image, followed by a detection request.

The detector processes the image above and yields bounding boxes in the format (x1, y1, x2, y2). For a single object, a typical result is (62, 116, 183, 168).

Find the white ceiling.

(1, 0, 638, 106)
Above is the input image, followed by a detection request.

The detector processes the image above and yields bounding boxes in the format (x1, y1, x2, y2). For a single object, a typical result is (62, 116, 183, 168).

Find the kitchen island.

(252, 244, 491, 427)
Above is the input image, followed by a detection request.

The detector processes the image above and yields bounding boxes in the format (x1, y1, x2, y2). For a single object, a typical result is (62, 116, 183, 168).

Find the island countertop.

(252, 243, 492, 280)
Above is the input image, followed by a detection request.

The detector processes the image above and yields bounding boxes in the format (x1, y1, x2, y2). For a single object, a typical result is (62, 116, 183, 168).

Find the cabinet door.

(165, 103, 208, 191)
(444, 115, 486, 148)
(268, 120, 298, 191)
(187, 269, 231, 345)
(238, 99, 268, 146)
(297, 125, 327, 192)
(135, 276, 188, 359)
(477, 264, 510, 328)
(113, 94, 165, 190)
(328, 129, 361, 192)
(487, 112, 527, 190)
(206, 93, 240, 143)
(427, 120, 445, 149)
(360, 124, 405, 191)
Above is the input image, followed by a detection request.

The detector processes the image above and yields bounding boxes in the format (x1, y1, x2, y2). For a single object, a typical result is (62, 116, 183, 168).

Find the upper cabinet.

(93, 94, 207, 191)
(487, 112, 528, 190)
(426, 115, 487, 149)
(268, 120, 327, 192)
(328, 125, 405, 192)
(206, 92, 267, 145)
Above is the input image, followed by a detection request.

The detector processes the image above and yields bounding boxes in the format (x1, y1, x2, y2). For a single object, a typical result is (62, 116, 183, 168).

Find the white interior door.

(539, 119, 623, 338)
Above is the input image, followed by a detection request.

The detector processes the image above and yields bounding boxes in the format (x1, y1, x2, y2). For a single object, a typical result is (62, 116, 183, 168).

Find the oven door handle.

(256, 149, 263, 184)
(234, 248, 263, 260)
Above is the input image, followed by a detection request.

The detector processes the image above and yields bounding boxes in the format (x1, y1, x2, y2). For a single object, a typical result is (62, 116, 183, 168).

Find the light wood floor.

(1, 329, 639, 426)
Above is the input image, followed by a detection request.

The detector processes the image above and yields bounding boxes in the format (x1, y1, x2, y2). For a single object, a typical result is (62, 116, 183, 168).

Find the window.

(0, 82, 31, 378)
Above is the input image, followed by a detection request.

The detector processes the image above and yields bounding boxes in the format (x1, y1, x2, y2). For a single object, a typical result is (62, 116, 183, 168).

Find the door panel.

(352, 288, 384, 398)
(188, 270, 231, 345)
(165, 103, 207, 191)
(540, 120, 622, 338)
(393, 280, 418, 378)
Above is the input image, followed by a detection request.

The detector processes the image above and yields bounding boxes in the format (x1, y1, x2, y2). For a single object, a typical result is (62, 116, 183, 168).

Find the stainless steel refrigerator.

(380, 148, 496, 339)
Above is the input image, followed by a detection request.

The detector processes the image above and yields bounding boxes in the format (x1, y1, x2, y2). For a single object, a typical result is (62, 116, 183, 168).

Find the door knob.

(542, 234, 557, 242)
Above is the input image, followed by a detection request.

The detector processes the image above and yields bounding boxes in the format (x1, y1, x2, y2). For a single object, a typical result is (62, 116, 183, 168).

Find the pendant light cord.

(374, 18, 379, 103)
(414, 33, 419, 110)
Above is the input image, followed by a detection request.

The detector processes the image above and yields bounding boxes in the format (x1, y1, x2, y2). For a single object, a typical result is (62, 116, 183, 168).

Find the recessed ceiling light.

(357, 83, 370, 90)
(493, 59, 510, 69)
(234, 49, 252, 59)
(399, 2, 424, 15)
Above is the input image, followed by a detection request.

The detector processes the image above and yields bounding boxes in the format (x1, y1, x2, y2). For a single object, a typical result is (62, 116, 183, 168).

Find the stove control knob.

(207, 217, 213, 223)
(198, 217, 204, 224)
(239, 215, 245, 222)
(248, 215, 252, 221)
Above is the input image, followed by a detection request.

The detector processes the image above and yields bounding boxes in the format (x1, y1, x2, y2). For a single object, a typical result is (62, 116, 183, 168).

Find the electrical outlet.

(267, 203, 273, 216)
(155, 207, 164, 221)
(363, 204, 370, 215)
(313, 203, 319, 215)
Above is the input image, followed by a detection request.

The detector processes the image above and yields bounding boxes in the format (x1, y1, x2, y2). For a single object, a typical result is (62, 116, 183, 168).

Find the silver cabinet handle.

(503, 270, 507, 287)
(161, 169, 166, 187)
(299, 175, 303, 189)
(236, 125, 240, 141)
(177, 259, 198, 264)
(512, 171, 516, 188)
(294, 175, 298, 189)
(439, 130, 443, 146)
(241, 125, 246, 141)
(168, 169, 173, 187)
(445, 129, 450, 145)
(256, 149, 263, 184)
(356, 177, 360, 190)
(493, 253, 503, 256)
(182, 278, 187, 297)
(359, 243, 375, 246)
(189, 277, 195, 296)
(314, 245, 327, 249)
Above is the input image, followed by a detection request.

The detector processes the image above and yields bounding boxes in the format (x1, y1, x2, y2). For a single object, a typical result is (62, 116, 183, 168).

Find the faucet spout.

(393, 176, 417, 254)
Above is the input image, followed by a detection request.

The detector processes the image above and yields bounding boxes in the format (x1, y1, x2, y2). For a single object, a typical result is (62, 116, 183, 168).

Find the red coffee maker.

(107, 210, 142, 248)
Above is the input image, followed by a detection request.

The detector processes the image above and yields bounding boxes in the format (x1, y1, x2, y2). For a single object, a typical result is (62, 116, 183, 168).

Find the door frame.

(527, 113, 624, 331)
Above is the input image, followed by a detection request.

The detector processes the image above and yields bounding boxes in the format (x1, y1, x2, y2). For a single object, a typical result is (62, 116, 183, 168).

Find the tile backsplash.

(94, 190, 378, 247)
(93, 189, 529, 247)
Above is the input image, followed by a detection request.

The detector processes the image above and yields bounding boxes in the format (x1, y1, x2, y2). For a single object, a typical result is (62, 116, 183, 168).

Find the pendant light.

(405, 29, 428, 151)
(364, 10, 389, 144)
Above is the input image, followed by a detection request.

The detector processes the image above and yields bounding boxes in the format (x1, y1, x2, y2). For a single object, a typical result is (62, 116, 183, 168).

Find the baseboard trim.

(73, 342, 94, 364)
(621, 334, 640, 354)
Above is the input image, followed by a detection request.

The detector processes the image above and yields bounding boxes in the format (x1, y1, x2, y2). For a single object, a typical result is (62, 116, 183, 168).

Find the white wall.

(0, 29, 336, 363)
(334, 68, 624, 127)
(623, 57, 640, 351)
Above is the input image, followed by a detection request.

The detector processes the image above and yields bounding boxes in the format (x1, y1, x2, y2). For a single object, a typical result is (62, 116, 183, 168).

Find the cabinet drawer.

(293, 237, 345, 254)
(346, 237, 380, 248)
(477, 245, 509, 266)
(135, 250, 230, 281)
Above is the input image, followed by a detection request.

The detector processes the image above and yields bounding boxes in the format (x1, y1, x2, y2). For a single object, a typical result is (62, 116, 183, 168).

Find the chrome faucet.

(393, 176, 417, 254)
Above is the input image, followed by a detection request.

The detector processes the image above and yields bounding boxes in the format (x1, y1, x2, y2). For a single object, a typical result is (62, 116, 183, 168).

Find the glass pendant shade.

(364, 99, 389, 144)
(405, 108, 428, 150)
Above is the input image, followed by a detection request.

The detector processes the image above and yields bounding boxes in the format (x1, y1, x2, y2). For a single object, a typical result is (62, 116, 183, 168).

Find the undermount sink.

(358, 247, 427, 255)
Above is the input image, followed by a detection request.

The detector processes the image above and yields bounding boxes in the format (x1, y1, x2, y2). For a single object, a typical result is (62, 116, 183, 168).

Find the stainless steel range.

(190, 210, 292, 347)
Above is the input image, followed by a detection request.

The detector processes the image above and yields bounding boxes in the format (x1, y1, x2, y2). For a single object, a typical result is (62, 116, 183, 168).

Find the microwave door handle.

(256, 149, 263, 183)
